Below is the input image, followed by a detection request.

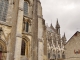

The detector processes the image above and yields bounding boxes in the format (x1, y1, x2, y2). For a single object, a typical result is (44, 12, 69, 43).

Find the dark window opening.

(21, 40, 26, 55)
(26, 22, 29, 32)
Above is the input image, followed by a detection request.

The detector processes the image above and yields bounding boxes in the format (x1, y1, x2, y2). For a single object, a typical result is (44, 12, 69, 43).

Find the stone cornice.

(16, 33, 22, 38)
(0, 21, 12, 27)
(24, 15, 32, 20)
(22, 32, 32, 36)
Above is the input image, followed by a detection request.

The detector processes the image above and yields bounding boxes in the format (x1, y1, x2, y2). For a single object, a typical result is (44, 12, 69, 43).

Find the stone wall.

(65, 31, 80, 60)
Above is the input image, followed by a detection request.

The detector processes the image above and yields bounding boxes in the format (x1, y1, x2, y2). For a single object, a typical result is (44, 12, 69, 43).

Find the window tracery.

(24, 1, 28, 16)
(0, 0, 9, 21)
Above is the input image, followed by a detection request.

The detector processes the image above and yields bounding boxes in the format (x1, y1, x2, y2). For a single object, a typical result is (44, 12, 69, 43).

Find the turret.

(62, 33, 67, 45)
(55, 19, 60, 35)
(50, 23, 55, 31)
(50, 23, 53, 28)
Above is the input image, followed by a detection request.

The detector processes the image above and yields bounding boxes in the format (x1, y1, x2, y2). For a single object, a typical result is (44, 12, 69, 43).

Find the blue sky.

(40, 0, 80, 40)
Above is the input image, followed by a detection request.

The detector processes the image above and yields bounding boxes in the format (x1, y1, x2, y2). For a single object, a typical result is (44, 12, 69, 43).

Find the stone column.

(6, 35, 10, 60)
(60, 40, 63, 59)
(56, 35, 58, 60)
(9, 0, 19, 60)
(37, 1, 44, 60)
(38, 39, 43, 60)
(14, 0, 24, 60)
(43, 22, 48, 60)
(60, 51, 62, 59)
(32, 0, 38, 60)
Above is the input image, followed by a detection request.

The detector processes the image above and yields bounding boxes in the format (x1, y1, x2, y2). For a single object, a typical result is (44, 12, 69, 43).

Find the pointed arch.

(22, 35, 30, 42)
(21, 36, 30, 59)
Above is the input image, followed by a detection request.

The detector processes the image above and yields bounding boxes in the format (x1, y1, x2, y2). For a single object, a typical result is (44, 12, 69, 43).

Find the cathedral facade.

(0, 0, 67, 60)
(45, 20, 66, 60)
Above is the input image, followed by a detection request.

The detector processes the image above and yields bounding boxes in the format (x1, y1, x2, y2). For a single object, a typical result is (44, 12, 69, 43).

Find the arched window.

(0, 0, 9, 21)
(24, 1, 28, 16)
(21, 40, 26, 55)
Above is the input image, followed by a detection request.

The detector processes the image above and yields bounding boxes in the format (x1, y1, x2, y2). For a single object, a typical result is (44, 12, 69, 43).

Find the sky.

(40, 0, 80, 40)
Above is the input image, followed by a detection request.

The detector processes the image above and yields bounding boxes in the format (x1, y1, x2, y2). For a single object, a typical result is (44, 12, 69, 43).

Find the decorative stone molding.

(19, 7, 23, 11)
(22, 35, 30, 41)
(22, 32, 32, 36)
(16, 33, 22, 38)
(24, 15, 32, 20)
(38, 38, 43, 42)
(0, 21, 12, 27)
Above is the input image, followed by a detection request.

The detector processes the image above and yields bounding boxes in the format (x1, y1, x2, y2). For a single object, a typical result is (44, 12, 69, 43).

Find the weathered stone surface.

(65, 31, 80, 60)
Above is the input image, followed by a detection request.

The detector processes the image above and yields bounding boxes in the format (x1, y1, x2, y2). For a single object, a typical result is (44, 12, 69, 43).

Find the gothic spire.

(56, 18, 60, 28)
(50, 23, 53, 27)
(50, 23, 55, 31)
(62, 33, 67, 45)
(55, 18, 60, 34)
(64, 33, 66, 38)
(50, 20, 53, 28)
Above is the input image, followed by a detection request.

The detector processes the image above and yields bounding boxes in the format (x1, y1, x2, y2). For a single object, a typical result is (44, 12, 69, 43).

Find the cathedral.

(46, 20, 67, 60)
(0, 0, 67, 60)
